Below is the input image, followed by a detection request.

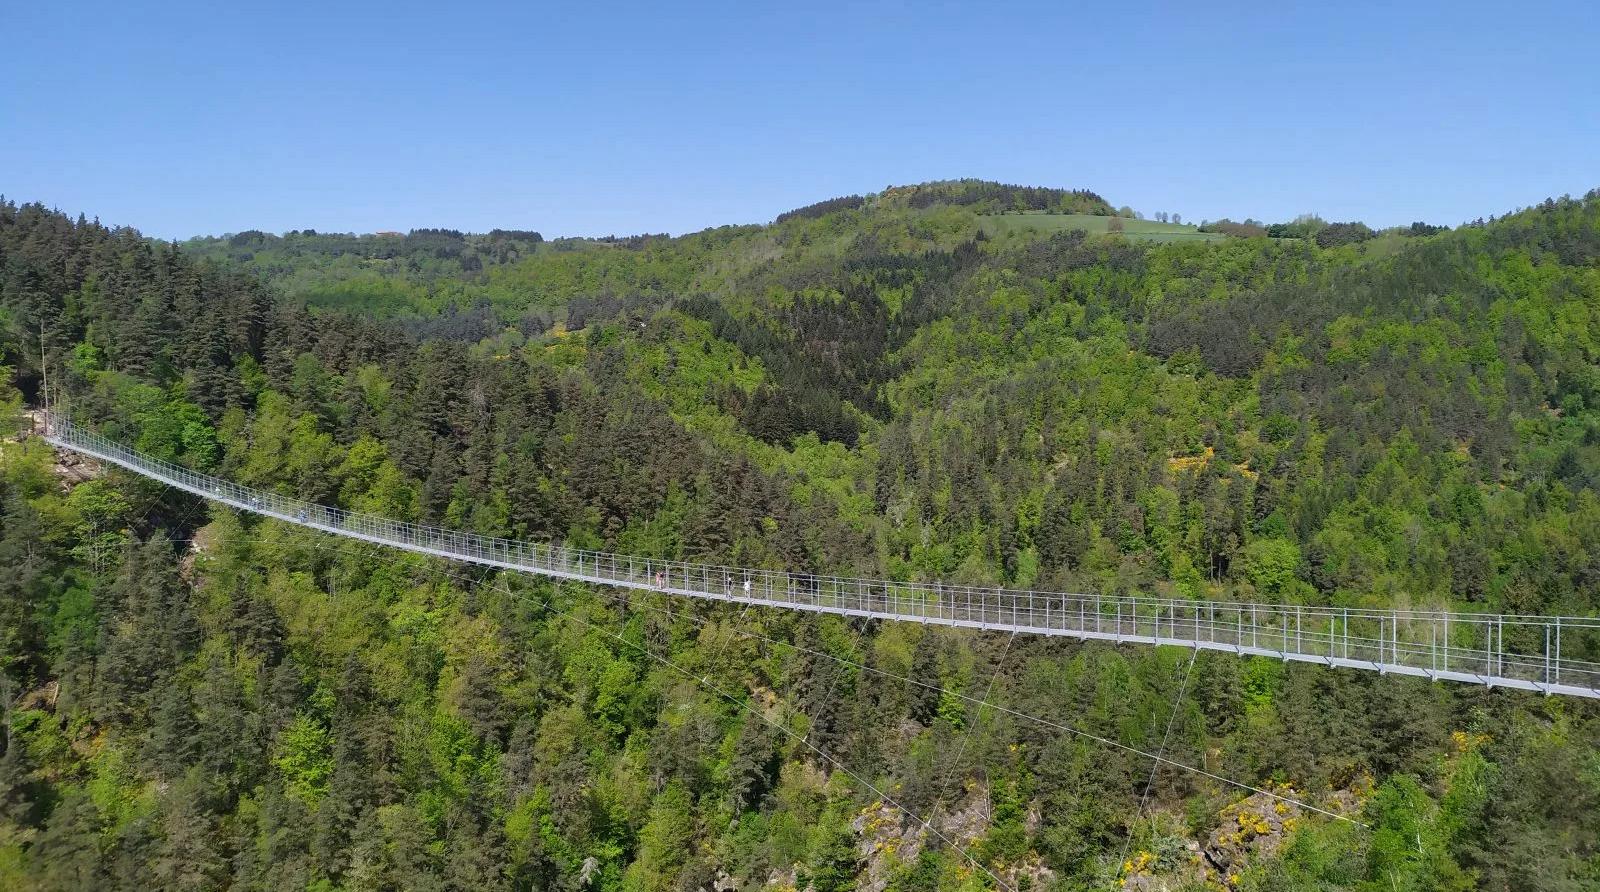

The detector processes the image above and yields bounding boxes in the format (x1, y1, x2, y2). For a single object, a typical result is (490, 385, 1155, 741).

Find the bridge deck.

(40, 414, 1600, 699)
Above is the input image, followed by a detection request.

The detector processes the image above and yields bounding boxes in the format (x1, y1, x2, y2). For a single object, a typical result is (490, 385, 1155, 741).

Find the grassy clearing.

(978, 211, 1229, 243)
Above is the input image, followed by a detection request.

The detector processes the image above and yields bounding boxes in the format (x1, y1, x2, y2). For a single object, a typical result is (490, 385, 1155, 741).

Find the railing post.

(1484, 620, 1497, 680)
(1554, 617, 1561, 686)
(1545, 624, 1551, 690)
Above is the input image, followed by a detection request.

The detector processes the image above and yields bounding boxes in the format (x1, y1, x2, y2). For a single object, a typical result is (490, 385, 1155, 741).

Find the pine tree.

(31, 790, 105, 890)
(800, 820, 860, 892)
(105, 812, 160, 890)
(728, 714, 779, 812)
(311, 740, 367, 883)
(150, 772, 227, 892)
(421, 444, 459, 523)
(263, 658, 305, 739)
(444, 803, 512, 891)
(193, 650, 253, 783)
(0, 711, 39, 834)
(145, 679, 198, 773)
(907, 633, 942, 727)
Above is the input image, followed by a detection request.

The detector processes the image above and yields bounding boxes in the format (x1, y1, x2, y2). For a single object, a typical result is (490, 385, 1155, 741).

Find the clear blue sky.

(4, 1, 1596, 240)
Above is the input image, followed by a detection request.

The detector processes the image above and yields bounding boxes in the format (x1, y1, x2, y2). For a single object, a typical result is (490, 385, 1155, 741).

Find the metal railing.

(39, 412, 1600, 699)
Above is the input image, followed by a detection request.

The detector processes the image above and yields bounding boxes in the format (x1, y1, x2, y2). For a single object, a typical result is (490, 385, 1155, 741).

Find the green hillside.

(2, 182, 1598, 891)
(978, 211, 1230, 242)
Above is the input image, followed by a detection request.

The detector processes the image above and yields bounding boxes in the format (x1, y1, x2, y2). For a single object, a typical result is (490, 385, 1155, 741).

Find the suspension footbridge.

(39, 413, 1600, 699)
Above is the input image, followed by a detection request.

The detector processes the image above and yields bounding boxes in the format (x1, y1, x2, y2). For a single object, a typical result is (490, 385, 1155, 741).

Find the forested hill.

(1, 183, 1598, 890)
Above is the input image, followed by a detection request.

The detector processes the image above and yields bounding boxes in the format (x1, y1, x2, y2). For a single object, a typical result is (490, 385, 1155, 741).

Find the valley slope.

(1, 181, 1598, 890)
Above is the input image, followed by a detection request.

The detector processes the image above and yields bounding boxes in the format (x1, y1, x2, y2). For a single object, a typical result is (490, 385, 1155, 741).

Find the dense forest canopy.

(1, 181, 1598, 891)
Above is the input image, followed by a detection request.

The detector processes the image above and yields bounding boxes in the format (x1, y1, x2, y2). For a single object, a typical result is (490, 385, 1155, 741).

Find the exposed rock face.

(18, 679, 59, 712)
(1116, 834, 1211, 891)
(1204, 789, 1304, 878)
(1122, 871, 1199, 892)
(762, 780, 1364, 892)
(845, 782, 1053, 892)
(1115, 785, 1365, 890)
(763, 865, 797, 891)
(12, 411, 104, 487)
(52, 449, 102, 486)
(1197, 786, 1362, 888)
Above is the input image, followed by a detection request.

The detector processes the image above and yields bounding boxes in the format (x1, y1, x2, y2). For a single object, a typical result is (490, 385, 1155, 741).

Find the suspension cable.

(924, 629, 1017, 834)
(1118, 646, 1201, 872)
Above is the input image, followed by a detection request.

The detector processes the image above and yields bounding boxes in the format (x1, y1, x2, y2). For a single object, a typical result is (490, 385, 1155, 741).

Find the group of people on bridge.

(653, 568, 753, 597)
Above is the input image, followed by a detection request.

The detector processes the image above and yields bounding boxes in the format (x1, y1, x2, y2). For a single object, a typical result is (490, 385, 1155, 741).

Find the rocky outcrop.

(1115, 784, 1366, 890)
(12, 410, 103, 487)
(846, 782, 1053, 892)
